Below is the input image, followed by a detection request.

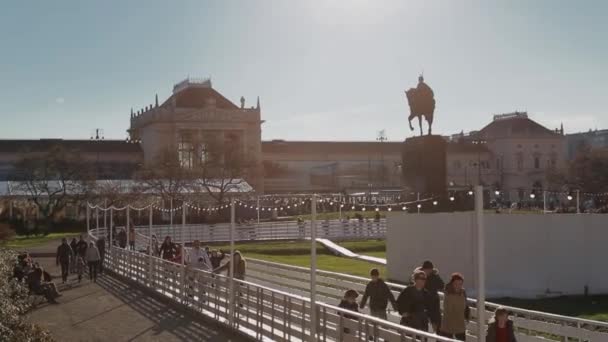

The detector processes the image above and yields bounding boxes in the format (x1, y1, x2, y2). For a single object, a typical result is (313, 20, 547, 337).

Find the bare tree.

(137, 147, 192, 204)
(12, 145, 94, 232)
(190, 137, 253, 205)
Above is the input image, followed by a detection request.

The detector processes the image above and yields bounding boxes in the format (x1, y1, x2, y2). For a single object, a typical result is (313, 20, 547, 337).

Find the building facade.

(128, 78, 264, 192)
(566, 129, 608, 160)
(459, 112, 567, 200)
(262, 140, 404, 193)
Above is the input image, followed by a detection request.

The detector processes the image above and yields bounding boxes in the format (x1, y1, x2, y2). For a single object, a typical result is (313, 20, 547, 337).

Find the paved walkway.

(26, 241, 251, 342)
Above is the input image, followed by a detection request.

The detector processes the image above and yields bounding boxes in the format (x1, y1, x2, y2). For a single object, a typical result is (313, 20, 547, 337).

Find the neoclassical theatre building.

(0, 78, 573, 200)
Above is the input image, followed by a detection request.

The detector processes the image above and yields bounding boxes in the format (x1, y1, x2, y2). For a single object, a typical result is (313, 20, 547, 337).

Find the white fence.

(89, 228, 457, 342)
(130, 219, 386, 245)
(91, 222, 608, 342)
(245, 258, 608, 342)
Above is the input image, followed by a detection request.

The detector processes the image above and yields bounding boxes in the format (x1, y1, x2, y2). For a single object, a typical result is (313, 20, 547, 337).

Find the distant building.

(566, 129, 608, 160)
(461, 112, 567, 201)
(261, 140, 403, 193)
(128, 78, 264, 192)
(0, 139, 142, 181)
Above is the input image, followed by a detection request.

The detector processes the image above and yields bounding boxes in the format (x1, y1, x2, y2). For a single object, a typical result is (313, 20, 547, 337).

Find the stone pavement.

(26, 240, 252, 342)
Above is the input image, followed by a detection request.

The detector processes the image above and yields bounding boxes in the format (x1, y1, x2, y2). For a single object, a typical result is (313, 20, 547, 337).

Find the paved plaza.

(27, 240, 251, 342)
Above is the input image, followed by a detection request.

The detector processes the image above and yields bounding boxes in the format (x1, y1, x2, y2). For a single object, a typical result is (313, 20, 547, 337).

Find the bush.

(0, 248, 54, 341)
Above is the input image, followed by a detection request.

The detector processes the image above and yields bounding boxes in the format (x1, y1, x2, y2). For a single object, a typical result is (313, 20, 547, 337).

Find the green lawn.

(1, 232, 79, 249)
(207, 239, 385, 278)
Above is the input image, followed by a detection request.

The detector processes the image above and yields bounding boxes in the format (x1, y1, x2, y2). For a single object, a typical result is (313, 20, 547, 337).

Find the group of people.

(13, 252, 61, 304)
(338, 261, 517, 342)
(108, 223, 137, 250)
(56, 235, 104, 284)
(149, 235, 246, 279)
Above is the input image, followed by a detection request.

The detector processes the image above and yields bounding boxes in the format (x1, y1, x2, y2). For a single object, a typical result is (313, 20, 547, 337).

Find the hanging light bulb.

(388, 207, 392, 211)
(567, 195, 573, 201)
(351, 205, 356, 210)
(375, 207, 380, 212)
(340, 204, 344, 208)
(494, 190, 500, 196)
(433, 201, 438, 206)
(402, 206, 407, 211)
(417, 204, 422, 209)
(468, 190, 474, 196)
(362, 207, 366, 211)
(449, 196, 455, 201)
(530, 193, 536, 199)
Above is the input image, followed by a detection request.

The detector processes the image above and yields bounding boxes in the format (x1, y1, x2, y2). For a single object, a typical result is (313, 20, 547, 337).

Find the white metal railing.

(88, 228, 457, 342)
(132, 219, 386, 245)
(90, 227, 608, 342)
(245, 258, 608, 342)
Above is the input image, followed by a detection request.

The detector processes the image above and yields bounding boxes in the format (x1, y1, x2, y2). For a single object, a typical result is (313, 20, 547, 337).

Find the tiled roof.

(162, 87, 239, 110)
(474, 116, 559, 139)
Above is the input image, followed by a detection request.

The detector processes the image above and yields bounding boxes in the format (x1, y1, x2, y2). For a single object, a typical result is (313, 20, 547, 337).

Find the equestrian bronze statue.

(405, 75, 436, 136)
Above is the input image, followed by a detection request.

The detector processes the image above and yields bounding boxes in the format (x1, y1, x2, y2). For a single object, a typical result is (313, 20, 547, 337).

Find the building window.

(199, 142, 209, 164)
(178, 133, 194, 169)
(516, 153, 523, 171)
(534, 156, 540, 169)
(453, 160, 461, 169)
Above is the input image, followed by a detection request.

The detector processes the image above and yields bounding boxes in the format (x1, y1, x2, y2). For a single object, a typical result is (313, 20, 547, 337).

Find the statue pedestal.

(402, 135, 447, 196)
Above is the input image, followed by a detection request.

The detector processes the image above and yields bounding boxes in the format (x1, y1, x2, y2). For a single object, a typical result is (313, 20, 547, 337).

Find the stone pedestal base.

(402, 135, 447, 196)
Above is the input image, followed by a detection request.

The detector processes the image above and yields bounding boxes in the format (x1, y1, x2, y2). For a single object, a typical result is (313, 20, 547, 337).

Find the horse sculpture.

(405, 85, 436, 136)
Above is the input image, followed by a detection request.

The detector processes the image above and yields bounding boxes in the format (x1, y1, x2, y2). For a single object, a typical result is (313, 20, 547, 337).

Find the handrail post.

(229, 198, 236, 327)
(149, 206, 153, 286)
(310, 194, 317, 341)
(475, 185, 486, 341)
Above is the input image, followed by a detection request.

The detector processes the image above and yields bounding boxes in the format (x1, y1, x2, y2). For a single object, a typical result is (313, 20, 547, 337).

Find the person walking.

(69, 237, 78, 273)
(117, 228, 127, 249)
(151, 234, 160, 257)
(96, 237, 106, 274)
(396, 270, 437, 332)
(188, 240, 212, 270)
(338, 289, 360, 334)
(85, 242, 101, 282)
(209, 249, 226, 269)
(55, 238, 73, 283)
(76, 235, 88, 259)
(413, 260, 444, 332)
(128, 224, 136, 251)
(439, 273, 470, 341)
(160, 236, 176, 261)
(214, 251, 246, 280)
(359, 268, 397, 320)
(486, 307, 517, 342)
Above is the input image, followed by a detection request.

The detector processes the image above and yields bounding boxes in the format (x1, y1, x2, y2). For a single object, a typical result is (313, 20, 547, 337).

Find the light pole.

(376, 129, 387, 188)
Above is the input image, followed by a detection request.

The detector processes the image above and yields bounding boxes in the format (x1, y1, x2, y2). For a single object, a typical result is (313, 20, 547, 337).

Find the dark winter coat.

(486, 319, 517, 342)
(96, 238, 106, 256)
(338, 299, 359, 320)
(360, 279, 397, 311)
(160, 242, 177, 260)
(209, 252, 226, 269)
(56, 243, 73, 263)
(413, 267, 444, 326)
(76, 240, 88, 258)
(396, 285, 437, 331)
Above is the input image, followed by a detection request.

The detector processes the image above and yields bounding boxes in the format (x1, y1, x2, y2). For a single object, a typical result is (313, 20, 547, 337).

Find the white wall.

(386, 212, 608, 298)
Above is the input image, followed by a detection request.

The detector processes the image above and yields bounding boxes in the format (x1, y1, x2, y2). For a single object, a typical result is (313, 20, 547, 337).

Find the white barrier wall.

(386, 212, 608, 298)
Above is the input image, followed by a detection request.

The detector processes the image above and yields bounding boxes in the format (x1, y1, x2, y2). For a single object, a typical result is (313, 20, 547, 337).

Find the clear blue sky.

(0, 1, 606, 141)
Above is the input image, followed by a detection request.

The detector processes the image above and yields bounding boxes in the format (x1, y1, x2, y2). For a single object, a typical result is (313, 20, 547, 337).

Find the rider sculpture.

(405, 75, 436, 136)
